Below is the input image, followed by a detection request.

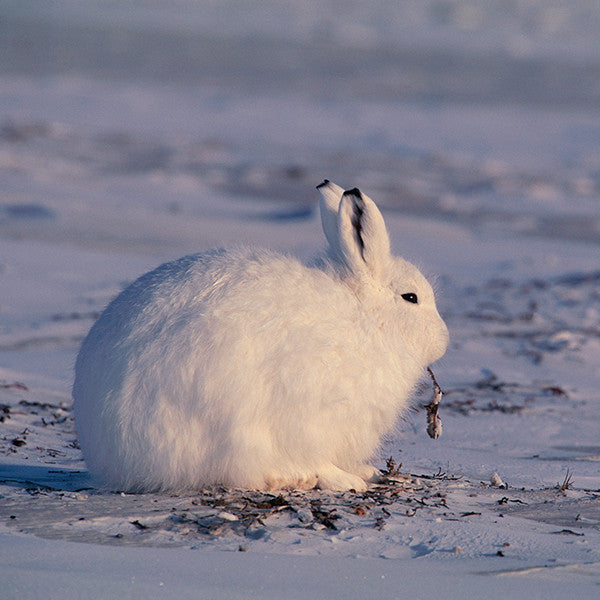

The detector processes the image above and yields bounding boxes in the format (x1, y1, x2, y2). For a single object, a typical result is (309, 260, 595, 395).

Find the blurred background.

(1, 0, 600, 251)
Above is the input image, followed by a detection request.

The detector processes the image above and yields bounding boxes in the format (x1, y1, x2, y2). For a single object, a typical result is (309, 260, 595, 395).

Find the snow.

(3, 530, 599, 600)
(1, 1, 600, 597)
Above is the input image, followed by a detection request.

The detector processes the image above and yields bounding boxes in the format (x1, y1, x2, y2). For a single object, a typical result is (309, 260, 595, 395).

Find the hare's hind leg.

(264, 472, 318, 491)
(352, 464, 382, 483)
(316, 464, 368, 492)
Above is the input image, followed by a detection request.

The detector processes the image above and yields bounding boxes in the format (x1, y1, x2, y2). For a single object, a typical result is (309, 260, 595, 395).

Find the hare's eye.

(401, 293, 418, 304)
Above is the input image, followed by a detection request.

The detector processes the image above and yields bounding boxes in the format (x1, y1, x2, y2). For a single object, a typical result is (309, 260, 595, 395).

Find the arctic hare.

(73, 181, 448, 492)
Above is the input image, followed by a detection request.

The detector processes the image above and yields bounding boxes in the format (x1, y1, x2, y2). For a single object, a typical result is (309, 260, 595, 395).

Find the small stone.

(490, 472, 505, 487)
(295, 508, 313, 524)
(217, 511, 238, 522)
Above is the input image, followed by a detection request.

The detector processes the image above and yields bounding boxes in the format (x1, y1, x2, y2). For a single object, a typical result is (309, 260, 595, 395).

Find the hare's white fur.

(73, 182, 448, 492)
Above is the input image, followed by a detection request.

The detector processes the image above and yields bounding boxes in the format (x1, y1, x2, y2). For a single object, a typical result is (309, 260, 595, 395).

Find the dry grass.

(557, 469, 574, 492)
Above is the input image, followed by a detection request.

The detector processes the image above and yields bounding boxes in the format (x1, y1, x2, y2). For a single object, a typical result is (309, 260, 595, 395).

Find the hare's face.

(389, 258, 449, 366)
(317, 180, 449, 366)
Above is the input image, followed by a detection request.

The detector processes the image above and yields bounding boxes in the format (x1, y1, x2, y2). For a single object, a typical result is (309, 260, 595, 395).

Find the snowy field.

(1, 1, 599, 598)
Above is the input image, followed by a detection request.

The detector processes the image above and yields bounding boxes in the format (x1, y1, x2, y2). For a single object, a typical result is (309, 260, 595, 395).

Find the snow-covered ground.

(1, 1, 599, 597)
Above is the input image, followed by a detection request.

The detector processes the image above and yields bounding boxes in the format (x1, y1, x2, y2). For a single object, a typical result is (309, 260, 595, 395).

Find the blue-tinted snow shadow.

(0, 463, 91, 492)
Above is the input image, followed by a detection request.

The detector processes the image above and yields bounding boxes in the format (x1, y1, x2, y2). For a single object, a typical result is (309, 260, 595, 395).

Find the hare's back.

(79, 248, 344, 355)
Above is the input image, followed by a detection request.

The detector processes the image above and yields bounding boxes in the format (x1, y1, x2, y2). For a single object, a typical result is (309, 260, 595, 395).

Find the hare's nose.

(431, 321, 449, 363)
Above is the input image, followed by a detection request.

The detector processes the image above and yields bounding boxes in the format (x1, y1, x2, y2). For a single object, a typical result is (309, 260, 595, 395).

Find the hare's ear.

(338, 188, 391, 280)
(316, 179, 344, 254)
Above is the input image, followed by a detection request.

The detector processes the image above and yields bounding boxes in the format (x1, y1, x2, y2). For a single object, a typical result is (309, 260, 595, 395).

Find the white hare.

(73, 181, 449, 492)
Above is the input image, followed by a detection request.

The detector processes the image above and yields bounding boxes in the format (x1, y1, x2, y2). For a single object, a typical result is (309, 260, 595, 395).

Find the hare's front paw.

(352, 464, 382, 483)
(316, 465, 368, 492)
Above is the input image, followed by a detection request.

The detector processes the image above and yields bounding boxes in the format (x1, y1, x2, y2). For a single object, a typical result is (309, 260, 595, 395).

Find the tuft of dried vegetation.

(557, 469, 574, 492)
(381, 456, 403, 478)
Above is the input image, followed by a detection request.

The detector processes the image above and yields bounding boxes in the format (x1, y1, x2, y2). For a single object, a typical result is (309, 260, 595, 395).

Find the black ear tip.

(316, 179, 330, 189)
(343, 187, 362, 199)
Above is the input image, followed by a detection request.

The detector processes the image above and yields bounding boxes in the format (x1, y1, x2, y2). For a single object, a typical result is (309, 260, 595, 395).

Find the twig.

(426, 367, 443, 439)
